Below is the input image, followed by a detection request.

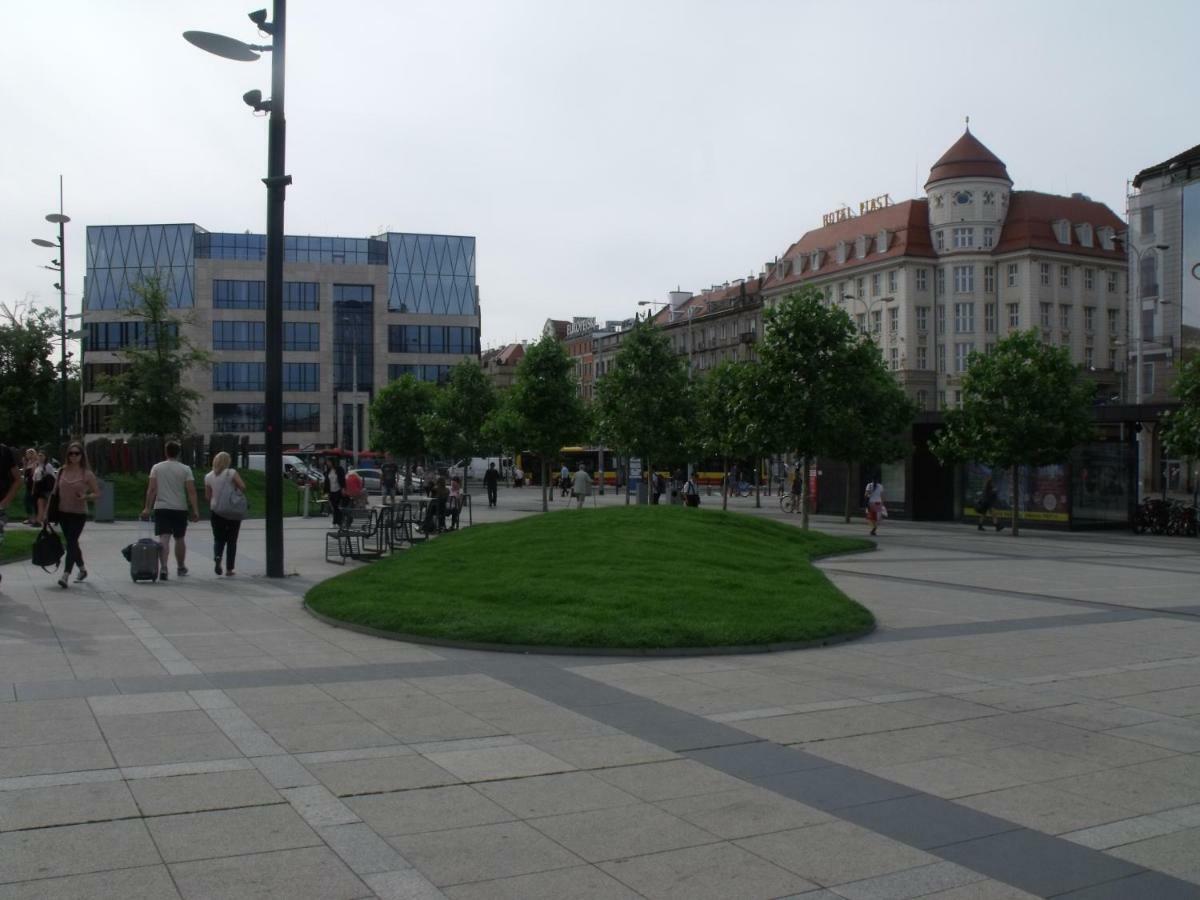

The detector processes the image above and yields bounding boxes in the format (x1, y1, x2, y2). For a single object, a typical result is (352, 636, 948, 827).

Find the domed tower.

(925, 127, 1012, 255)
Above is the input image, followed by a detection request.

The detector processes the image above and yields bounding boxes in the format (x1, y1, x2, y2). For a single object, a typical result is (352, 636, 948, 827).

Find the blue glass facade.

(196, 232, 387, 265)
(333, 285, 374, 390)
(86, 224, 197, 309)
(386, 233, 476, 314)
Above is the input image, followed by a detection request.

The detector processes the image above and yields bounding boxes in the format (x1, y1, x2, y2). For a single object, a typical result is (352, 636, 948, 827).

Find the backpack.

(32, 524, 64, 571)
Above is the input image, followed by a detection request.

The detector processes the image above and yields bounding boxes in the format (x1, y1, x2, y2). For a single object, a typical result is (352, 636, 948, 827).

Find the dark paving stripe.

(479, 659, 1200, 899)
(865, 610, 1149, 644)
(1051, 870, 1200, 899)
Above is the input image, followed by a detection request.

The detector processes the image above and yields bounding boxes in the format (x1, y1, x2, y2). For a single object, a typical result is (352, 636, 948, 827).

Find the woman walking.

(52, 442, 101, 588)
(205, 452, 245, 576)
(864, 478, 886, 537)
(32, 450, 57, 526)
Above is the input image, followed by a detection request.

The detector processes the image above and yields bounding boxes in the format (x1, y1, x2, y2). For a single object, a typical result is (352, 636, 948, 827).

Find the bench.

(324, 508, 387, 564)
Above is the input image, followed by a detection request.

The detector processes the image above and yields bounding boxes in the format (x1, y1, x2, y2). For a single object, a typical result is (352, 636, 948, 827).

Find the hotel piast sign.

(822, 193, 893, 226)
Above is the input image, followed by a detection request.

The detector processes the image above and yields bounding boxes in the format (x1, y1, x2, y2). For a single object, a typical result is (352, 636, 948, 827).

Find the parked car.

(347, 468, 424, 496)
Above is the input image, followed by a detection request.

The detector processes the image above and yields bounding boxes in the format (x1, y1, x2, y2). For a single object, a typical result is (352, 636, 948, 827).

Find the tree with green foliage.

(1162, 355, 1200, 463)
(695, 361, 755, 510)
(930, 329, 1095, 536)
(594, 317, 690, 504)
(420, 361, 497, 489)
(96, 274, 210, 447)
(371, 374, 437, 495)
(758, 287, 862, 529)
(0, 301, 76, 449)
(495, 334, 586, 512)
(823, 341, 919, 522)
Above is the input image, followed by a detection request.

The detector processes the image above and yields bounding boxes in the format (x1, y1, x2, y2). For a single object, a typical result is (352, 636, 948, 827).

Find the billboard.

(1183, 181, 1200, 358)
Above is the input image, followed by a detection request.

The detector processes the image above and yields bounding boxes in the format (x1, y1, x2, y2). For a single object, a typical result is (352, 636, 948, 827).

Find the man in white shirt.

(141, 441, 200, 580)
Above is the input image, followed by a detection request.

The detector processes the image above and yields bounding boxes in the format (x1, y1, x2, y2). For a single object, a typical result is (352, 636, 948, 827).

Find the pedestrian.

(205, 451, 245, 576)
(0, 442, 22, 589)
(864, 477, 886, 537)
(32, 450, 57, 526)
(560, 462, 570, 498)
(572, 462, 592, 508)
(683, 472, 700, 508)
(380, 455, 398, 506)
(975, 475, 1005, 532)
(483, 461, 499, 508)
(651, 471, 664, 505)
(448, 476, 463, 529)
(513, 465, 524, 488)
(790, 468, 802, 513)
(22, 448, 37, 524)
(324, 457, 346, 525)
(141, 440, 200, 580)
(51, 442, 101, 588)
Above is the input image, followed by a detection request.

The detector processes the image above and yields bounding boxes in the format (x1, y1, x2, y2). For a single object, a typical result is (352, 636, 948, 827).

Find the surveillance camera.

(243, 89, 263, 107)
(248, 9, 268, 25)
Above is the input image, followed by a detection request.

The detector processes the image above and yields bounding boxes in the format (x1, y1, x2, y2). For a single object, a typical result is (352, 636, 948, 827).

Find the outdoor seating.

(324, 508, 386, 564)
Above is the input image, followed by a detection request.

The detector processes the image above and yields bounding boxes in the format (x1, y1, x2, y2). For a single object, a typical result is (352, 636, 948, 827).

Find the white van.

(246, 454, 316, 482)
(450, 457, 507, 480)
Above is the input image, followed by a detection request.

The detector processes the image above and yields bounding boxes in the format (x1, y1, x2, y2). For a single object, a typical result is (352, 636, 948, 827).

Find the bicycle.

(779, 493, 799, 514)
(735, 481, 752, 498)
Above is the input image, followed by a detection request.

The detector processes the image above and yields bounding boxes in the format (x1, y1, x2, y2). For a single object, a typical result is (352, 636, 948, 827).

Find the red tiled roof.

(497, 342, 524, 365)
(762, 200, 936, 290)
(993, 191, 1125, 259)
(926, 129, 1011, 188)
(653, 276, 764, 324)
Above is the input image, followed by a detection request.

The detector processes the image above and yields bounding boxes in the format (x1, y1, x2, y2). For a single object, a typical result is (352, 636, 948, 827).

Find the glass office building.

(82, 224, 480, 446)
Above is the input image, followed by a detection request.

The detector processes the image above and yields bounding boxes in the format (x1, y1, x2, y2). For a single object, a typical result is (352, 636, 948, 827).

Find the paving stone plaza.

(2, 491, 1199, 899)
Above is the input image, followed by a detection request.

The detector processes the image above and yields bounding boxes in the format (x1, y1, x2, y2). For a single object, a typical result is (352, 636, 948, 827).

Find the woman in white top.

(204, 452, 246, 576)
(865, 479, 885, 537)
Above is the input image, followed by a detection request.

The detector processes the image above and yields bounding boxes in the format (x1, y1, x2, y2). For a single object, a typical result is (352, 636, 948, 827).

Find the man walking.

(483, 462, 499, 508)
(380, 455, 398, 505)
(141, 441, 200, 580)
(560, 462, 571, 499)
(572, 462, 592, 509)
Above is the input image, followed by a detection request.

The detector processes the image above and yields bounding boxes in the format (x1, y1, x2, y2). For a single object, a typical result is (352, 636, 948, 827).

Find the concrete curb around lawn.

(302, 602, 877, 658)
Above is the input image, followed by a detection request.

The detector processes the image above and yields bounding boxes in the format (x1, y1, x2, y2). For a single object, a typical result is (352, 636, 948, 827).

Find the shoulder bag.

(212, 470, 248, 520)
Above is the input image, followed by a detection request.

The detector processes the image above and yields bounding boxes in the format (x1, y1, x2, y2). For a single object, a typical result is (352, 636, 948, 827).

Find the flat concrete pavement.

(1, 487, 1199, 899)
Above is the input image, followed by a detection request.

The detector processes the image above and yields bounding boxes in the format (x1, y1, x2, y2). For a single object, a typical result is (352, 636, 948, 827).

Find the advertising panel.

(1184, 181, 1200, 358)
(964, 463, 1069, 522)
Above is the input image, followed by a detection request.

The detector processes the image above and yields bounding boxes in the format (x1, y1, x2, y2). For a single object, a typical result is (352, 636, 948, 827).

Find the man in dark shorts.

(380, 456, 399, 505)
(141, 441, 200, 580)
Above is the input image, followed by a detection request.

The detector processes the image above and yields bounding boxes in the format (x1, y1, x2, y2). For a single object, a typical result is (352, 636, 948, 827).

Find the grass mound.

(0, 529, 36, 565)
(306, 506, 874, 650)
(103, 470, 305, 520)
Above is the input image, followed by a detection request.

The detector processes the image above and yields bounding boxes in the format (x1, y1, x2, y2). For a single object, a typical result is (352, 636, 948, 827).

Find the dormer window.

(1098, 226, 1115, 250)
(855, 235, 868, 259)
(876, 229, 890, 253)
(811, 250, 822, 271)
(836, 241, 848, 265)
(1075, 223, 1094, 247)
(1053, 220, 1071, 245)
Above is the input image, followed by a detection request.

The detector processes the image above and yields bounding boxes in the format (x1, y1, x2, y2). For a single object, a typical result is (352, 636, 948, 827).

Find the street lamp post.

(31, 178, 71, 448)
(1115, 234, 1170, 502)
(185, 4, 290, 577)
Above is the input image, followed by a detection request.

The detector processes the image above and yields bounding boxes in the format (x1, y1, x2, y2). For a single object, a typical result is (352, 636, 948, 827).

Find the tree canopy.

(1162, 354, 1200, 464)
(495, 334, 586, 511)
(419, 361, 497, 478)
(930, 329, 1094, 535)
(695, 360, 755, 510)
(371, 374, 437, 465)
(95, 274, 209, 446)
(0, 301, 75, 449)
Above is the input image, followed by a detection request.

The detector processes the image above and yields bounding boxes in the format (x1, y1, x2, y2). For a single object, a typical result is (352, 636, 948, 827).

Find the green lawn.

(0, 529, 37, 565)
(307, 506, 875, 650)
(102, 470, 305, 520)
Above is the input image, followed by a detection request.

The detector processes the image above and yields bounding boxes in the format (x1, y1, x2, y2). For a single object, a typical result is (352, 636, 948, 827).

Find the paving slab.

(168, 846, 370, 900)
(0, 865, 181, 900)
(307, 754, 460, 797)
(598, 841, 817, 899)
(144, 803, 320, 863)
(347, 784, 514, 836)
(387, 820, 582, 886)
(127, 768, 282, 816)
(526, 802, 718, 863)
(441, 864, 641, 900)
(0, 781, 138, 833)
(0, 819, 160, 883)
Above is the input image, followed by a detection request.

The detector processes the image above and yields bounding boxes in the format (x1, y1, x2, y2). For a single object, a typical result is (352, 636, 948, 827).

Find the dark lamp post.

(185, 3, 290, 578)
(32, 196, 71, 448)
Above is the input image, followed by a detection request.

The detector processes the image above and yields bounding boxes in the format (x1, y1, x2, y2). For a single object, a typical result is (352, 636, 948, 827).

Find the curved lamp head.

(183, 30, 261, 61)
(45, 213, 70, 225)
(32, 238, 57, 248)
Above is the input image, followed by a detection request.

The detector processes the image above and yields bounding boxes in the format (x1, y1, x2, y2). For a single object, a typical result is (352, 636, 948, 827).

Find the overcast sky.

(3, 0, 1196, 349)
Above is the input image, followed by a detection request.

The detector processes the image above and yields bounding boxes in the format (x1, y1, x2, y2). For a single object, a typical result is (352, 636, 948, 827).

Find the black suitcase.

(130, 537, 161, 582)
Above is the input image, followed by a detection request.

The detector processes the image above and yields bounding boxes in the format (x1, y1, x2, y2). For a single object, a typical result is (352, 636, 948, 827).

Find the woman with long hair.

(204, 451, 245, 576)
(52, 442, 101, 588)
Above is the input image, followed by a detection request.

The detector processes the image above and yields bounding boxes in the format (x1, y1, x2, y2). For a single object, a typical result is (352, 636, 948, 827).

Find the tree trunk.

(844, 465, 853, 524)
(625, 455, 631, 505)
(541, 460, 549, 512)
(800, 454, 811, 531)
(1010, 464, 1019, 537)
(755, 456, 762, 508)
(722, 455, 728, 510)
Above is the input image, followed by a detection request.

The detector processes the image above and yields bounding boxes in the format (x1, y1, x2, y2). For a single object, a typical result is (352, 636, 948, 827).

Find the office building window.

(283, 281, 319, 310)
(938, 390, 946, 410)
(936, 304, 945, 334)
(872, 273, 881, 297)
(871, 310, 882, 334)
(282, 362, 320, 391)
(1084, 306, 1096, 333)
(856, 313, 867, 334)
(917, 389, 928, 410)
(1107, 271, 1118, 293)
(387, 364, 451, 383)
(916, 268, 928, 291)
(953, 265, 974, 293)
(1107, 308, 1119, 335)
(1040, 263, 1050, 286)
(936, 344, 946, 373)
(283, 402, 320, 431)
(955, 342, 974, 373)
(984, 265, 995, 293)
(955, 390, 962, 408)
(1085, 268, 1095, 291)
(888, 270, 897, 293)
(213, 279, 265, 309)
(283, 322, 319, 352)
(889, 347, 898, 370)
(1140, 205, 1155, 237)
(1060, 305, 1071, 331)
(1040, 302, 1052, 328)
(916, 306, 928, 331)
(953, 227, 974, 249)
(1060, 266, 1071, 288)
(86, 321, 177, 350)
(212, 403, 265, 431)
(334, 284, 374, 391)
(1142, 362, 1154, 396)
(936, 268, 945, 296)
(212, 321, 265, 351)
(916, 346, 927, 369)
(888, 306, 898, 333)
(982, 227, 995, 248)
(1008, 303, 1020, 328)
(387, 325, 479, 355)
(954, 302, 975, 333)
(1140, 254, 1159, 297)
(935, 230, 944, 251)
(1085, 346, 1094, 369)
(213, 362, 264, 391)
(984, 303, 996, 333)
(1007, 263, 1019, 287)
(1109, 347, 1118, 369)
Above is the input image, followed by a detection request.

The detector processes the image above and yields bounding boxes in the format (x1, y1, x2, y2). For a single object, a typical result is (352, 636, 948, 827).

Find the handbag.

(32, 523, 64, 571)
(212, 470, 248, 520)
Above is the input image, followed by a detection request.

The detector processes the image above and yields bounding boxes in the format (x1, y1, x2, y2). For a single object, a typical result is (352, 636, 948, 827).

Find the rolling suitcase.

(129, 520, 161, 582)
